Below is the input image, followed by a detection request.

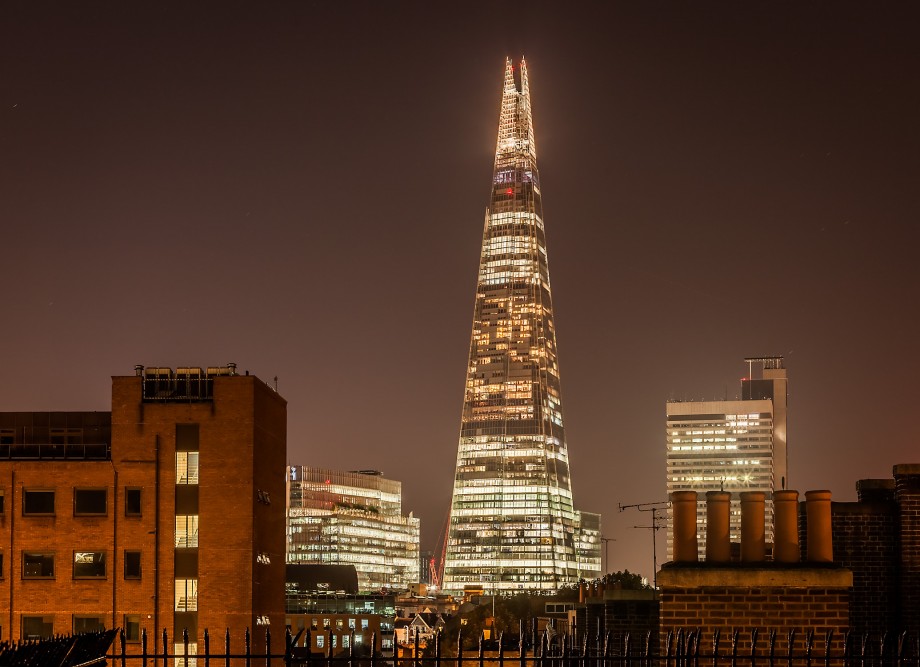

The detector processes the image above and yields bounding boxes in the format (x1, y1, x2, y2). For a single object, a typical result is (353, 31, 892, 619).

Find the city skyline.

(1, 3, 918, 580)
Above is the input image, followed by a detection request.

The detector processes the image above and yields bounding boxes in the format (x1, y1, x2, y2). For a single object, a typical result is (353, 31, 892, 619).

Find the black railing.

(110, 626, 920, 667)
(0, 442, 111, 460)
(0, 628, 118, 667)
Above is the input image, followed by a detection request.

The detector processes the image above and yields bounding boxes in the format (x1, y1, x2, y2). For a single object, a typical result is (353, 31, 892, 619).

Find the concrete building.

(0, 364, 287, 656)
(286, 467, 420, 592)
(666, 357, 788, 560)
(443, 57, 600, 594)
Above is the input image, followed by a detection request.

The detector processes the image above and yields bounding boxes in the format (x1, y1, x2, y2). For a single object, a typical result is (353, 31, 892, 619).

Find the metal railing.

(109, 626, 920, 667)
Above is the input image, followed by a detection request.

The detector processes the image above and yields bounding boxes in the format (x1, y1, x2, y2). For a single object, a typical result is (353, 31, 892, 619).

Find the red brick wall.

(658, 568, 851, 655)
(894, 464, 920, 630)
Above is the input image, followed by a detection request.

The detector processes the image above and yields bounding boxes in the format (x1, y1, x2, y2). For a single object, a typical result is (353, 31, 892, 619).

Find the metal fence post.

(204, 628, 210, 667)
(142, 627, 148, 667)
(225, 628, 232, 667)
(266, 627, 272, 667)
(163, 628, 169, 667)
(246, 627, 252, 667)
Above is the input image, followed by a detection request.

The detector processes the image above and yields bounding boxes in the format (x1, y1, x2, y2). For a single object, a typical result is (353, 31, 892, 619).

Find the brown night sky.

(1, 2, 918, 580)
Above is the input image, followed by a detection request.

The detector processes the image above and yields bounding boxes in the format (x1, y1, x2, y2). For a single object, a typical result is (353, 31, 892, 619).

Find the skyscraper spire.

(442, 60, 600, 594)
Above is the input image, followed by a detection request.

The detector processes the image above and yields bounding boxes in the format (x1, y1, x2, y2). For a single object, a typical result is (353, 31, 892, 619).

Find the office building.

(0, 364, 287, 656)
(286, 467, 420, 592)
(665, 356, 788, 560)
(442, 59, 600, 593)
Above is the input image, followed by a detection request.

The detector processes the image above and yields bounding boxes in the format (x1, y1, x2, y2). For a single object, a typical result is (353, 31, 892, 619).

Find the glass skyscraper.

(442, 59, 599, 593)
(287, 467, 420, 592)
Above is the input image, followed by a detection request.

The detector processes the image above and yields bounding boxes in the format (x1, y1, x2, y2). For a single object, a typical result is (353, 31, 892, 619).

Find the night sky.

(2, 2, 918, 581)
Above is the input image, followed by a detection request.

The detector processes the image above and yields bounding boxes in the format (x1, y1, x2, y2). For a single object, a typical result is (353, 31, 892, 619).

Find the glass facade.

(443, 59, 599, 593)
(286, 467, 420, 592)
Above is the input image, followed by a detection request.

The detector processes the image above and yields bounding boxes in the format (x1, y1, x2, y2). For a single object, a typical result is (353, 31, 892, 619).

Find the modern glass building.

(442, 59, 599, 593)
(287, 467, 420, 592)
(665, 357, 788, 560)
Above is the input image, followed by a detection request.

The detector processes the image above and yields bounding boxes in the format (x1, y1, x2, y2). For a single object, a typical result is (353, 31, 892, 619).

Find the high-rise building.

(442, 59, 600, 593)
(0, 364, 287, 656)
(286, 467, 420, 592)
(665, 356, 788, 560)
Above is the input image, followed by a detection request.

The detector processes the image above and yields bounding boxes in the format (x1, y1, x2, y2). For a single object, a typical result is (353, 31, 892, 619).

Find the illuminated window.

(73, 551, 106, 578)
(175, 579, 198, 611)
(176, 452, 199, 485)
(175, 515, 199, 548)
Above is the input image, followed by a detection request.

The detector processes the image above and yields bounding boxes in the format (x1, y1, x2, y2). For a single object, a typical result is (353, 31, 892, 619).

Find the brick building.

(0, 364, 287, 655)
(801, 464, 920, 634)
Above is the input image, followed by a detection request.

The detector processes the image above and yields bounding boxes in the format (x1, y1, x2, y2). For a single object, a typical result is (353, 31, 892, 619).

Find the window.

(125, 488, 142, 516)
(0, 489, 4, 514)
(316, 635, 325, 649)
(73, 551, 106, 578)
(23, 490, 55, 515)
(124, 615, 141, 642)
(336, 619, 343, 630)
(176, 452, 199, 485)
(50, 428, 82, 444)
(342, 635, 350, 648)
(124, 551, 141, 579)
(73, 615, 105, 634)
(175, 579, 198, 611)
(22, 552, 54, 578)
(22, 616, 53, 640)
(0, 551, 4, 579)
(175, 515, 199, 548)
(74, 489, 107, 516)
(361, 619, 369, 630)
(348, 618, 356, 629)
(0, 428, 14, 445)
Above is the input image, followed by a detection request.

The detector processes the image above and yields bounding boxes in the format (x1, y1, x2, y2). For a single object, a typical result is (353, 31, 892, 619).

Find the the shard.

(442, 59, 600, 593)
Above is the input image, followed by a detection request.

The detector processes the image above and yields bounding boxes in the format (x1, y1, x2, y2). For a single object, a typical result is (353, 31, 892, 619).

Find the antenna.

(618, 500, 670, 589)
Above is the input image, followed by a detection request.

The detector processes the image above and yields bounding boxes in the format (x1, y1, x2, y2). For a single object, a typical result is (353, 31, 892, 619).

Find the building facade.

(0, 364, 287, 655)
(443, 59, 599, 593)
(665, 357, 788, 560)
(286, 467, 420, 592)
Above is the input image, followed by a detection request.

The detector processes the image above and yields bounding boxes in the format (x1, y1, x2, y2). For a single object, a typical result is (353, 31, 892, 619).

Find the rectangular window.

(0, 489, 4, 514)
(124, 615, 141, 642)
(342, 635, 350, 648)
(348, 618, 356, 629)
(0, 428, 14, 445)
(22, 552, 54, 578)
(175, 515, 199, 548)
(125, 488, 142, 516)
(316, 635, 325, 649)
(176, 452, 199, 485)
(175, 579, 198, 611)
(23, 490, 55, 515)
(361, 619, 369, 630)
(22, 616, 53, 640)
(124, 551, 142, 579)
(73, 615, 105, 634)
(73, 551, 106, 578)
(74, 489, 107, 516)
(50, 427, 82, 444)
